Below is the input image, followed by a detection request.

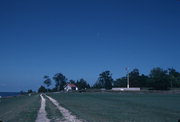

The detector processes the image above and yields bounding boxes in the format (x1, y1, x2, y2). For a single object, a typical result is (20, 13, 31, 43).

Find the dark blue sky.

(0, 0, 180, 92)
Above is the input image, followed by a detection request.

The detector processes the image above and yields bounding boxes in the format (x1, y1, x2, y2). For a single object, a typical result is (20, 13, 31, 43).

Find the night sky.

(0, 0, 180, 92)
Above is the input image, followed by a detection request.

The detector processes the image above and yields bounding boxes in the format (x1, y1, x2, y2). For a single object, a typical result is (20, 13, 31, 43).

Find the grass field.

(0, 92, 180, 122)
(45, 95, 63, 122)
(48, 92, 180, 122)
(0, 95, 40, 122)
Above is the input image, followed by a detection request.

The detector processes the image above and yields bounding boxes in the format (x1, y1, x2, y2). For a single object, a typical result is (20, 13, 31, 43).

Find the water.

(0, 92, 19, 97)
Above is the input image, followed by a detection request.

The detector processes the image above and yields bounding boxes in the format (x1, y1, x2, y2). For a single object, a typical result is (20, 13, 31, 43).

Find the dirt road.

(45, 94, 83, 122)
(35, 94, 50, 122)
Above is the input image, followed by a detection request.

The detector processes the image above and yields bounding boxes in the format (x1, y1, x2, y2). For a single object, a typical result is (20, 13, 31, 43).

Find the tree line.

(38, 67, 180, 92)
(94, 67, 180, 90)
(38, 73, 90, 92)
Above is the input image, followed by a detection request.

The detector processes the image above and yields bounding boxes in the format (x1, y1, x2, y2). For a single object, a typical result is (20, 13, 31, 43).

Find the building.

(112, 88, 140, 91)
(64, 84, 78, 92)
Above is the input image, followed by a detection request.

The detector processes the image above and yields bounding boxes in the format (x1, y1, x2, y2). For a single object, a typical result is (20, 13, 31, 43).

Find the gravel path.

(45, 94, 83, 122)
(36, 94, 50, 122)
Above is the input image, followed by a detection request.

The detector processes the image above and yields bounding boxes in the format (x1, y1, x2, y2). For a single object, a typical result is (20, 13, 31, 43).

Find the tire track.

(45, 94, 83, 122)
(36, 94, 50, 122)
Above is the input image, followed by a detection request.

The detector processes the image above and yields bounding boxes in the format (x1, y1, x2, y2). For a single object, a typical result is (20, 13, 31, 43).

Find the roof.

(66, 84, 77, 87)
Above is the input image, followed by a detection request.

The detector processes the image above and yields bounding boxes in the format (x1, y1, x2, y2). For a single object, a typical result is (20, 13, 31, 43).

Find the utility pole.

(126, 67, 129, 88)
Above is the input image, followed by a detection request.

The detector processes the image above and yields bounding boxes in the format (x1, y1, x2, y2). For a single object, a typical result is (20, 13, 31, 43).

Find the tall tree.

(129, 68, 140, 87)
(168, 68, 180, 88)
(150, 67, 170, 90)
(53, 73, 67, 91)
(27, 89, 33, 93)
(76, 78, 90, 90)
(114, 77, 127, 87)
(138, 74, 150, 87)
(95, 71, 113, 89)
(43, 75, 51, 91)
(38, 85, 47, 93)
(69, 79, 76, 84)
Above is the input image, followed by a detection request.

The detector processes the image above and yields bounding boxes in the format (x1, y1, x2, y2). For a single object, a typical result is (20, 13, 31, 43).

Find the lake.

(0, 92, 19, 97)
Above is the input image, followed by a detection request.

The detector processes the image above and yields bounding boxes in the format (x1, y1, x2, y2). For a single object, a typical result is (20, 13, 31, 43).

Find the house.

(64, 83, 78, 91)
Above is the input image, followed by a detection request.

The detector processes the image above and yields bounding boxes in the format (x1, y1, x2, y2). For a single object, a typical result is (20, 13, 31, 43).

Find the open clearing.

(0, 95, 40, 122)
(0, 92, 180, 122)
(48, 92, 180, 122)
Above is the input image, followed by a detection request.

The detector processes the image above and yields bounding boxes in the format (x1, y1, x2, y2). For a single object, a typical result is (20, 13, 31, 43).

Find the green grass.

(0, 94, 40, 122)
(48, 92, 180, 122)
(44, 95, 63, 122)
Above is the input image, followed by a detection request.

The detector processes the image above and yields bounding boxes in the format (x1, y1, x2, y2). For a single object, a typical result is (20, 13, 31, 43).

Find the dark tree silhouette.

(113, 67, 180, 89)
(94, 71, 113, 89)
(38, 85, 47, 93)
(168, 68, 180, 88)
(43, 75, 51, 91)
(114, 77, 127, 87)
(129, 68, 140, 87)
(27, 89, 33, 93)
(69, 79, 76, 84)
(150, 67, 170, 90)
(138, 74, 150, 87)
(76, 78, 90, 90)
(53, 73, 67, 91)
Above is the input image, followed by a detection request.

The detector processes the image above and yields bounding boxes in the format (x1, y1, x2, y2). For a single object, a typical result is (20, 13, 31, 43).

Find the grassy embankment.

(0, 94, 40, 122)
(48, 92, 180, 122)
